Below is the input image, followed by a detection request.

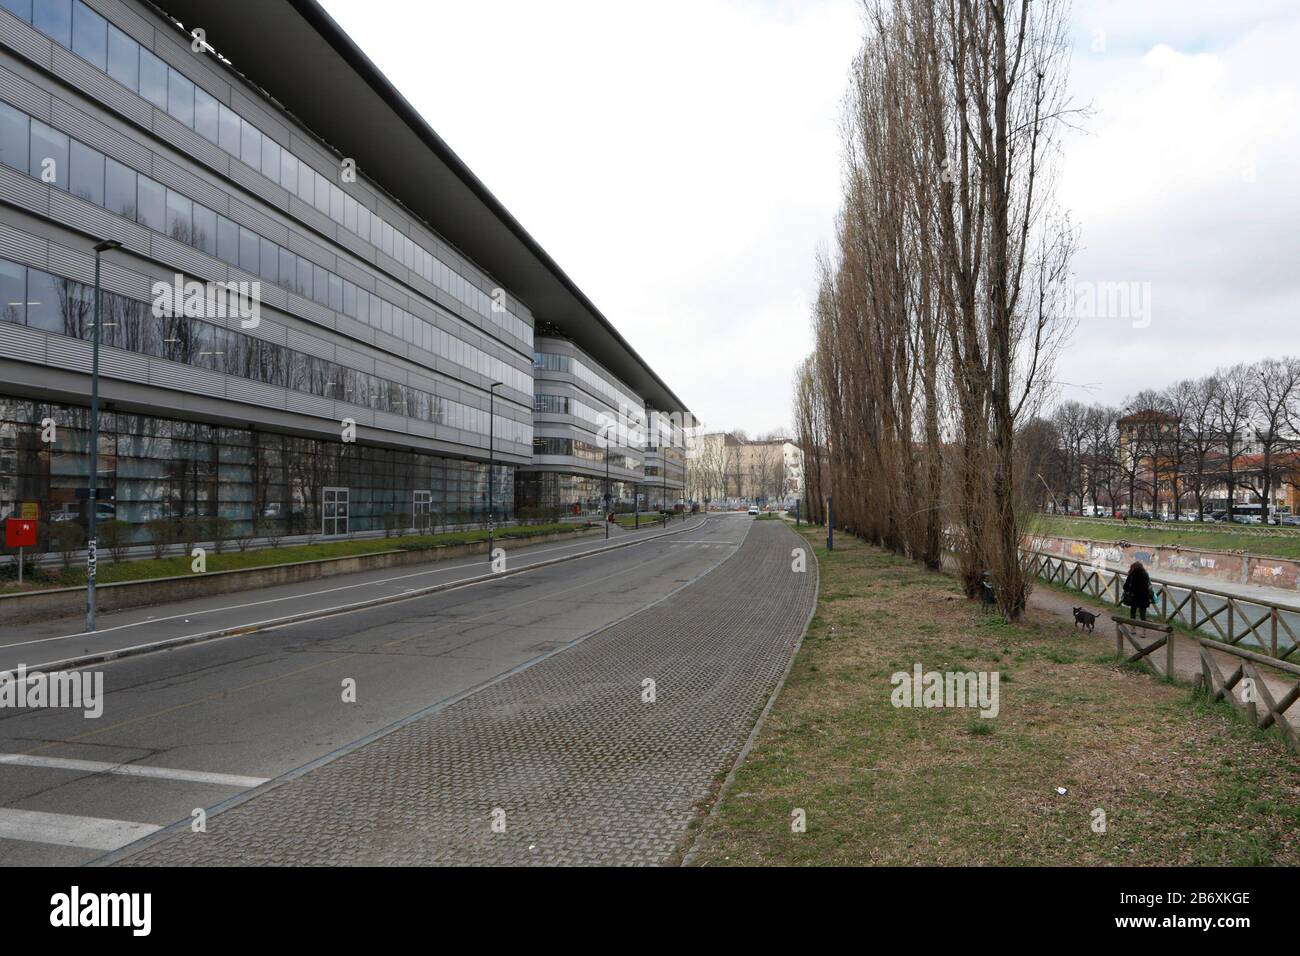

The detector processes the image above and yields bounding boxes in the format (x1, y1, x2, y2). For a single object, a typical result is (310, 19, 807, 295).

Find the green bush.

(144, 517, 174, 559)
(97, 519, 133, 563)
(207, 516, 232, 553)
(46, 521, 85, 570)
(257, 518, 284, 549)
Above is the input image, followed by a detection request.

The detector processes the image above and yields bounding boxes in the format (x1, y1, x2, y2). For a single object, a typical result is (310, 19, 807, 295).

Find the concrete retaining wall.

(1025, 534, 1300, 592)
(0, 528, 602, 627)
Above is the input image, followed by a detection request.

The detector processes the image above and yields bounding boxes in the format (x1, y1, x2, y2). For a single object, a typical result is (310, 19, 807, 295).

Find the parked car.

(1280, 516, 1300, 527)
(747, 506, 760, 516)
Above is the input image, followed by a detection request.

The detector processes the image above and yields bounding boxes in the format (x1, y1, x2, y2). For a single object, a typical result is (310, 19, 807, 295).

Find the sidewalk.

(103, 518, 817, 866)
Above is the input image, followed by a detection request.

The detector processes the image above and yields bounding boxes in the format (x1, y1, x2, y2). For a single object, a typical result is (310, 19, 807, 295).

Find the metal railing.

(1025, 550, 1300, 661)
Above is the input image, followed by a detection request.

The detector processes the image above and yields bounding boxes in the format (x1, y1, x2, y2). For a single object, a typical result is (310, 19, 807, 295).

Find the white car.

(747, 506, 760, 516)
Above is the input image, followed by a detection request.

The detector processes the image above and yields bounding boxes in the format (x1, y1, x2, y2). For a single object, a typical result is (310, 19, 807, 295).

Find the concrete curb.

(0, 516, 708, 680)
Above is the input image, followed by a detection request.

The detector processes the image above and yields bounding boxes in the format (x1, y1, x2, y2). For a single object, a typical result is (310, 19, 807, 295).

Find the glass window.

(138, 47, 168, 109)
(329, 182, 343, 221)
(259, 237, 277, 283)
(279, 248, 294, 290)
(104, 156, 135, 217)
(106, 24, 138, 91)
(0, 100, 28, 172)
(1, 1, 32, 25)
(167, 68, 194, 127)
(279, 150, 297, 194)
(313, 170, 329, 213)
(71, 1, 107, 70)
(165, 188, 192, 242)
(25, 268, 61, 333)
(296, 164, 314, 205)
(312, 264, 327, 305)
(29, 119, 68, 190)
(135, 175, 164, 231)
(238, 226, 258, 274)
(239, 120, 260, 168)
(193, 86, 219, 143)
(296, 256, 311, 298)
(32, 0, 71, 48)
(192, 203, 216, 255)
(260, 135, 279, 181)
(0, 258, 25, 326)
(68, 139, 103, 204)
(327, 273, 342, 311)
(343, 193, 357, 234)
(343, 279, 355, 317)
(217, 216, 238, 264)
(218, 103, 240, 155)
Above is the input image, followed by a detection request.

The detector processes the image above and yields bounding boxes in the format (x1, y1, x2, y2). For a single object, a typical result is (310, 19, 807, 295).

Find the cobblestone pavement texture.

(115, 518, 816, 865)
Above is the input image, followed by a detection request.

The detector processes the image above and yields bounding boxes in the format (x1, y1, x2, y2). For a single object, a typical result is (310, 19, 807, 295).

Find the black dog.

(1072, 607, 1098, 632)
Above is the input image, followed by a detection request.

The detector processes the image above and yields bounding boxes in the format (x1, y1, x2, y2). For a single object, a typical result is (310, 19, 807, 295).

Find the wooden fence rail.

(1025, 550, 1300, 661)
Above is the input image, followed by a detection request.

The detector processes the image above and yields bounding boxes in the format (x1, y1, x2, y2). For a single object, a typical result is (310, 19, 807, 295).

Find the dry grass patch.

(687, 528, 1300, 866)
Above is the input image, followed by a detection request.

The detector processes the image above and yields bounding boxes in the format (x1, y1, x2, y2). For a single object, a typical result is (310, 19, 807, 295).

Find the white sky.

(317, 0, 1299, 432)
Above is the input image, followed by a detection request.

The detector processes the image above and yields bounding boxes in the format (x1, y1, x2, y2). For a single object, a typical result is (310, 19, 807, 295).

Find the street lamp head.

(93, 239, 122, 254)
(489, 381, 504, 391)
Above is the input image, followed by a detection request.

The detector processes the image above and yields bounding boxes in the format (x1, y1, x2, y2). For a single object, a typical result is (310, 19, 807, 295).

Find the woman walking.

(1122, 561, 1154, 621)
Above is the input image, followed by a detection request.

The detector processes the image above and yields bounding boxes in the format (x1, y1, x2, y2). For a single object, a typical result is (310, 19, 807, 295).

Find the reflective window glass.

(194, 86, 219, 142)
(138, 48, 168, 109)
(0, 99, 28, 172)
(29, 119, 68, 190)
(135, 175, 165, 230)
(104, 156, 135, 217)
(106, 24, 138, 90)
(32, 0, 71, 47)
(71, 1, 107, 70)
(69, 138, 103, 204)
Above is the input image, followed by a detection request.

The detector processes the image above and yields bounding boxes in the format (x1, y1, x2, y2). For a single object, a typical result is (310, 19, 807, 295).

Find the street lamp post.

(86, 238, 121, 633)
(604, 444, 610, 540)
(487, 381, 503, 564)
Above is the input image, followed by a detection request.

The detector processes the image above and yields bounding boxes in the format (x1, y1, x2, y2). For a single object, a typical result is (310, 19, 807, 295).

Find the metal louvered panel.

(224, 378, 283, 409)
(46, 336, 93, 373)
(148, 236, 212, 281)
(51, 51, 151, 129)
(0, 221, 45, 265)
(225, 197, 288, 245)
(254, 280, 286, 313)
(334, 346, 370, 372)
(0, 13, 48, 65)
(0, 63, 49, 116)
(293, 297, 335, 329)
(285, 327, 333, 359)
(0, 322, 45, 363)
(149, 149, 229, 214)
(373, 411, 406, 433)
(284, 391, 334, 419)
(0, 169, 48, 219)
(100, 348, 148, 381)
(46, 246, 95, 285)
(49, 96, 151, 170)
(225, 161, 281, 215)
(99, 261, 153, 302)
(152, 363, 223, 396)
(49, 193, 137, 250)
(289, 200, 335, 240)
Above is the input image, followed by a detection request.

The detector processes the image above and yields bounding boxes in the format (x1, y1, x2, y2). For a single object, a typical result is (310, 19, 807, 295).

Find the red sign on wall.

(5, 518, 37, 548)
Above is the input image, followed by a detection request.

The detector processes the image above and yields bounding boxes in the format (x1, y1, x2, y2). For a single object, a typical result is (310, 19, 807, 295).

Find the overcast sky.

(318, 0, 1298, 432)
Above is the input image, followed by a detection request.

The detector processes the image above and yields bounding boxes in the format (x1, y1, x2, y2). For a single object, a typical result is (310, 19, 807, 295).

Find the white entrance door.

(323, 487, 349, 536)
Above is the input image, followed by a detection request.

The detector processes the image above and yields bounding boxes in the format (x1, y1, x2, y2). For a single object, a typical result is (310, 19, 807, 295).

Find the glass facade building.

(0, 0, 688, 550)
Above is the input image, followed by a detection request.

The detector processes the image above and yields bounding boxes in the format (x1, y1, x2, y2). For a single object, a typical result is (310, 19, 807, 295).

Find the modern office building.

(0, 0, 689, 543)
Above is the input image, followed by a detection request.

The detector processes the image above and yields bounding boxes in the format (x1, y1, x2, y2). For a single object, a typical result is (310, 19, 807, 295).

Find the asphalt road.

(0, 513, 750, 865)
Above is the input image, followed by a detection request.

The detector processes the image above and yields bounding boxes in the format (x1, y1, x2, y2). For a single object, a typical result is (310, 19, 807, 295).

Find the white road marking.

(0, 753, 267, 788)
(0, 807, 160, 850)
